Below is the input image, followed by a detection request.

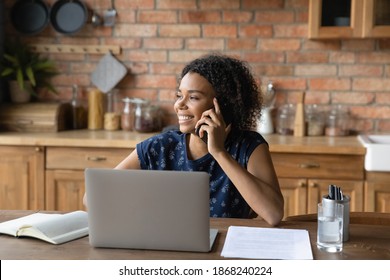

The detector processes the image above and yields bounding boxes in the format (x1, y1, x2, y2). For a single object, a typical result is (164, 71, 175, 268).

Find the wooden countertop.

(0, 130, 365, 155)
(0, 210, 389, 260)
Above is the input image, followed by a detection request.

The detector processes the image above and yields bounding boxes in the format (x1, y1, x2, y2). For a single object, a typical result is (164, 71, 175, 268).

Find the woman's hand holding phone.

(195, 98, 231, 153)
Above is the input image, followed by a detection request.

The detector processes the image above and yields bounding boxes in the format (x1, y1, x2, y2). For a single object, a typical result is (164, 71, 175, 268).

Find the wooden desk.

(0, 210, 389, 260)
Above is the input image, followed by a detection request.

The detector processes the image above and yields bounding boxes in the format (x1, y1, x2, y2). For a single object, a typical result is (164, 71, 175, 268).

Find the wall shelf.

(30, 44, 121, 55)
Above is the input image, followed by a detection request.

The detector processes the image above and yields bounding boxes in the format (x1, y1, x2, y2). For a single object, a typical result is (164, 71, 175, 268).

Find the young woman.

(114, 54, 284, 225)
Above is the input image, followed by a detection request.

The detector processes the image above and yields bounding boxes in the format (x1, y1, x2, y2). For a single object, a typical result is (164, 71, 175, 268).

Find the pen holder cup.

(322, 195, 350, 242)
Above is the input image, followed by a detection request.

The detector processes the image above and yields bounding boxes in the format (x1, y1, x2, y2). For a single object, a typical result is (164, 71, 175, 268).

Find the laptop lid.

(85, 168, 215, 252)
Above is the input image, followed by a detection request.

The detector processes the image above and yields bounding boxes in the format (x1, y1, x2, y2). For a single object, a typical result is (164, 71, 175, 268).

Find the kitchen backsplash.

(2, 0, 390, 133)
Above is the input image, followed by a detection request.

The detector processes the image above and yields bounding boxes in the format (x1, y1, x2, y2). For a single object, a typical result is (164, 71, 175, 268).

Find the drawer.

(46, 147, 132, 169)
(271, 153, 364, 180)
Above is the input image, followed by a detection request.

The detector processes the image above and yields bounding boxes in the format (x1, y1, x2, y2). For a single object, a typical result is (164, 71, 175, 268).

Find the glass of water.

(317, 202, 344, 252)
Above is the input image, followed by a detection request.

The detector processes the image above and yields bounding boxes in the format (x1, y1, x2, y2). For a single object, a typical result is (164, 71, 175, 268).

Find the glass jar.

(121, 97, 135, 131)
(276, 104, 295, 135)
(305, 104, 325, 136)
(134, 100, 162, 133)
(70, 84, 87, 129)
(133, 98, 155, 132)
(104, 89, 120, 131)
(325, 105, 350, 136)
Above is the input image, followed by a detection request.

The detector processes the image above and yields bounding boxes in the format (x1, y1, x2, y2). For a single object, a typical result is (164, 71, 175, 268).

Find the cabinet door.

(279, 178, 307, 219)
(362, 0, 390, 37)
(45, 170, 86, 211)
(0, 146, 44, 210)
(308, 0, 364, 38)
(307, 179, 364, 214)
(364, 180, 390, 212)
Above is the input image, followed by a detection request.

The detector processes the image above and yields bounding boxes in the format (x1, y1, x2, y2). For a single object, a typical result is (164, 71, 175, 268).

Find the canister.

(88, 88, 104, 130)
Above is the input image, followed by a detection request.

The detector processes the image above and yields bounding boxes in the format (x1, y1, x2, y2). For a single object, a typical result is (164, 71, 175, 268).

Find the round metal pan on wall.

(50, 0, 88, 35)
(11, 0, 50, 35)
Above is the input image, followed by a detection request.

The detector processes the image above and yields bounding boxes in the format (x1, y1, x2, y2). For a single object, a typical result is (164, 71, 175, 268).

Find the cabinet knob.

(87, 156, 107, 161)
(299, 163, 320, 169)
(35, 147, 42, 152)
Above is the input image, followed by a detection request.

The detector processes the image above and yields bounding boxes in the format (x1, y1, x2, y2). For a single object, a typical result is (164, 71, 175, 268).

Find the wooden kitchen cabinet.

(309, 0, 390, 39)
(271, 152, 364, 219)
(0, 146, 44, 210)
(364, 172, 390, 212)
(45, 147, 131, 211)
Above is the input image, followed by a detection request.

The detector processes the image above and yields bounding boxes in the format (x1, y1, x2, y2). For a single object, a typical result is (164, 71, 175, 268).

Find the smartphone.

(195, 100, 232, 144)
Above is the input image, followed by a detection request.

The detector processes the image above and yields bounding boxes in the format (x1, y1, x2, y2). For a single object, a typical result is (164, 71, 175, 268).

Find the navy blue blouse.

(136, 129, 267, 218)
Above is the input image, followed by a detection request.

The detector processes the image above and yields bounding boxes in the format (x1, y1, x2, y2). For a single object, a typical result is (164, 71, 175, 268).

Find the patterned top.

(136, 129, 267, 218)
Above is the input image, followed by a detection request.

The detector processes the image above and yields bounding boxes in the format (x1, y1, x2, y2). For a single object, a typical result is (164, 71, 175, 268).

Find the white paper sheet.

(221, 226, 313, 260)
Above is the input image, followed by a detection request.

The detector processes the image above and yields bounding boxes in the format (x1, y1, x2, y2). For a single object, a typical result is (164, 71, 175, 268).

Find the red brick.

(243, 52, 285, 63)
(227, 38, 257, 50)
(115, 24, 157, 37)
(223, 11, 253, 23)
(239, 25, 272, 37)
(377, 120, 390, 132)
(252, 65, 294, 76)
(353, 78, 390, 91)
(126, 50, 167, 62)
(180, 11, 221, 23)
(157, 0, 197, 9)
(255, 11, 294, 23)
(259, 39, 301, 51)
(150, 63, 185, 74)
(273, 78, 306, 90)
(274, 24, 308, 37)
(287, 52, 329, 63)
(128, 62, 149, 75)
(356, 52, 390, 64)
(138, 11, 178, 23)
(342, 40, 375, 51)
(339, 65, 383, 77)
(332, 92, 375, 105)
(309, 78, 351, 91)
(203, 25, 237, 38)
(303, 40, 341, 51)
(200, 0, 240, 9)
(169, 51, 211, 63)
(115, 0, 154, 9)
(295, 65, 337, 76)
(160, 25, 201, 37)
(186, 39, 225, 50)
(350, 106, 390, 119)
(329, 52, 356, 64)
(302, 91, 331, 105)
(376, 93, 390, 104)
(143, 38, 184, 49)
(242, 0, 284, 9)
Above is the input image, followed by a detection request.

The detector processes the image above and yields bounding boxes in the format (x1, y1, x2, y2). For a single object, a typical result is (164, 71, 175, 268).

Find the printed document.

(221, 226, 313, 260)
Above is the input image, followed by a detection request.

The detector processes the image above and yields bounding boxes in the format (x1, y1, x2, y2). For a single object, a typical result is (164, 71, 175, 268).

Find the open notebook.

(85, 168, 218, 252)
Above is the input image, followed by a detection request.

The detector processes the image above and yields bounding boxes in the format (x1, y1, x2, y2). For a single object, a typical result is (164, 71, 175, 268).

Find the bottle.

(70, 85, 87, 129)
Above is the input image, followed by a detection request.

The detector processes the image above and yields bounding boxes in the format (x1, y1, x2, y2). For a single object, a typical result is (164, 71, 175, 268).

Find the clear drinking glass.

(317, 202, 344, 252)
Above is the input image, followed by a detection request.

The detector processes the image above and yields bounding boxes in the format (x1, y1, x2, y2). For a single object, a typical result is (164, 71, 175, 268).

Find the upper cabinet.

(309, 0, 390, 39)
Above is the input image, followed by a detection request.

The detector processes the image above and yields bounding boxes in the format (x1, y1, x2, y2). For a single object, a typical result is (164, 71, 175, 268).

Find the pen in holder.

(322, 191, 350, 242)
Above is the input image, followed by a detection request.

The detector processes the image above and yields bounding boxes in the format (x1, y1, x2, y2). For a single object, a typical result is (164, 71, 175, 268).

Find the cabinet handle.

(87, 156, 107, 161)
(35, 147, 42, 152)
(299, 163, 320, 169)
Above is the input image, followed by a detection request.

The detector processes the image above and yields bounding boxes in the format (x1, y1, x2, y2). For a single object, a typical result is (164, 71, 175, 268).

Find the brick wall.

(3, 0, 390, 133)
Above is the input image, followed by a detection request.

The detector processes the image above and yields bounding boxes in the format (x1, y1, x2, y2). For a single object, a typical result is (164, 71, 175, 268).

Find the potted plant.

(0, 39, 58, 103)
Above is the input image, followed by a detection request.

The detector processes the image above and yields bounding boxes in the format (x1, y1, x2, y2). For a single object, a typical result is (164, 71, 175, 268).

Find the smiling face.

(174, 72, 215, 134)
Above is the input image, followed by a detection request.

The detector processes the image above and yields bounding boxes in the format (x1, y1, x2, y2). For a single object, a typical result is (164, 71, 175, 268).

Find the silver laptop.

(85, 168, 218, 252)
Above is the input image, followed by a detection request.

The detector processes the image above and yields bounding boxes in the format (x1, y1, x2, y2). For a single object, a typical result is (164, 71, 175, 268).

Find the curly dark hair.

(180, 54, 262, 130)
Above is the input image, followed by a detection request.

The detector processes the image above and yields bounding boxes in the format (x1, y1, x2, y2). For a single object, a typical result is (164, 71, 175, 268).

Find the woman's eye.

(189, 95, 199, 101)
